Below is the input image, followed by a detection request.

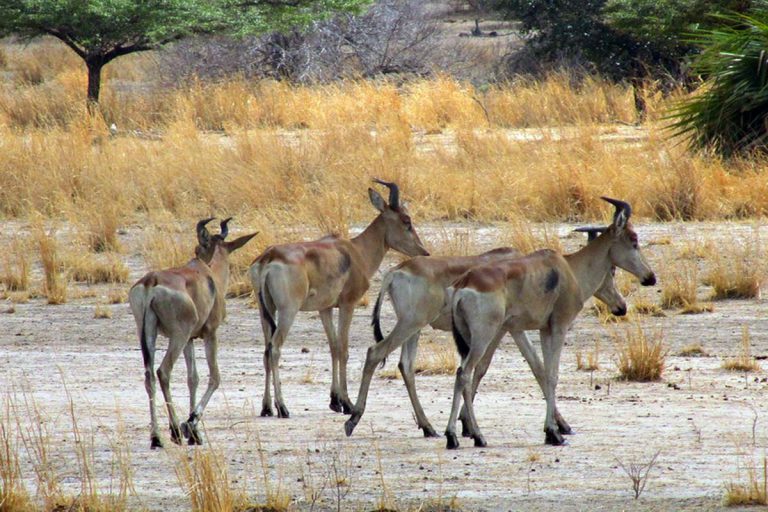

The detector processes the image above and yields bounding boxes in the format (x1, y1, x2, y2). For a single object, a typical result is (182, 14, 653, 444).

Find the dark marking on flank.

(206, 276, 216, 296)
(451, 299, 470, 358)
(339, 250, 351, 274)
(544, 269, 559, 293)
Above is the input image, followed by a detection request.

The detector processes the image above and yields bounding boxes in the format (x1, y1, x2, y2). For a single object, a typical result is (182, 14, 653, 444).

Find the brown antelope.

(447, 198, 656, 449)
(129, 218, 257, 449)
(344, 233, 627, 439)
(250, 179, 429, 418)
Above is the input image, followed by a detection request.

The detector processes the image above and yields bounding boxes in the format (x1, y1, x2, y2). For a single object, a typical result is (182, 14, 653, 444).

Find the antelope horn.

(197, 217, 215, 246)
(601, 196, 632, 224)
(574, 226, 607, 242)
(219, 217, 233, 239)
(372, 178, 400, 209)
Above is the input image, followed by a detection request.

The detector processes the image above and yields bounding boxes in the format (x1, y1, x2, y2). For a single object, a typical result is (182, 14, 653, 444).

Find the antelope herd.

(130, 181, 657, 450)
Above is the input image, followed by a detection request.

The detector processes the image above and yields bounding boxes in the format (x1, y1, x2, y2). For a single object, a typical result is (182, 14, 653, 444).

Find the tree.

(0, 0, 370, 107)
(669, 9, 768, 156)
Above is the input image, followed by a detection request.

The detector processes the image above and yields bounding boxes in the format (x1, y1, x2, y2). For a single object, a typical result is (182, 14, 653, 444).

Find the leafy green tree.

(670, 9, 768, 156)
(0, 0, 369, 106)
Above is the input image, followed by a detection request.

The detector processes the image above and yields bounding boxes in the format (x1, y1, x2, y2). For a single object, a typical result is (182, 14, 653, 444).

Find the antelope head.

(195, 217, 258, 263)
(589, 197, 656, 287)
(369, 179, 429, 257)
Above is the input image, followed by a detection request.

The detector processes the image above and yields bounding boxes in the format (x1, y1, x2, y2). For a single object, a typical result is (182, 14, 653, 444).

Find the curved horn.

(196, 217, 215, 245)
(372, 178, 400, 209)
(600, 196, 632, 224)
(574, 226, 607, 242)
(219, 217, 233, 239)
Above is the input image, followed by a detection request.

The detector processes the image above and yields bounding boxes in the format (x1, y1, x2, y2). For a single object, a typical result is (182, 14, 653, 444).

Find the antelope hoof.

(473, 435, 487, 448)
(181, 422, 202, 446)
(446, 432, 460, 450)
(344, 417, 359, 437)
(276, 404, 290, 419)
(150, 435, 163, 450)
(329, 395, 343, 413)
(341, 399, 354, 415)
(545, 428, 566, 446)
(260, 404, 274, 417)
(422, 425, 440, 438)
(460, 418, 472, 438)
(170, 425, 183, 445)
(559, 425, 575, 436)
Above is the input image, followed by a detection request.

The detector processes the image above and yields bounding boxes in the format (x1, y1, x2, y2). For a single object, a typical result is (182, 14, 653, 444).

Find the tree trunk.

(86, 59, 103, 113)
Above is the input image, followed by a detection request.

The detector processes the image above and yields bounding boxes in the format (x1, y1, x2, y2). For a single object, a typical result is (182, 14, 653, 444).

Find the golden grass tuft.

(0, 395, 34, 512)
(380, 338, 457, 379)
(660, 259, 699, 310)
(65, 252, 129, 284)
(94, 304, 112, 319)
(576, 341, 600, 371)
(724, 456, 768, 506)
(679, 302, 714, 315)
(613, 321, 667, 382)
(678, 343, 708, 357)
(175, 446, 252, 512)
(34, 223, 67, 304)
(722, 326, 761, 372)
(1, 239, 30, 292)
(107, 288, 127, 304)
(704, 239, 763, 300)
(632, 299, 664, 317)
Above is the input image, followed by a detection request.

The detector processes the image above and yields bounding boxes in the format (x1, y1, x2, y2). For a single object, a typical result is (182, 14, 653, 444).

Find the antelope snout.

(641, 273, 657, 286)
(612, 304, 628, 317)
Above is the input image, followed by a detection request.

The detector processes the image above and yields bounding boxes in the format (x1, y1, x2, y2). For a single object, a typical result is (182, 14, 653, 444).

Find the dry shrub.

(679, 302, 714, 315)
(34, 224, 67, 304)
(0, 395, 34, 512)
(613, 321, 666, 382)
(725, 456, 768, 506)
(660, 260, 699, 309)
(175, 447, 250, 512)
(107, 288, 127, 304)
(1, 238, 30, 292)
(705, 240, 763, 300)
(722, 326, 761, 372)
(632, 299, 664, 317)
(576, 341, 600, 371)
(78, 207, 122, 253)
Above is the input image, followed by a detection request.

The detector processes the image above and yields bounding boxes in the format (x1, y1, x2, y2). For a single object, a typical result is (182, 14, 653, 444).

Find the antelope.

(250, 179, 429, 418)
(344, 232, 627, 439)
(446, 198, 656, 449)
(129, 218, 257, 449)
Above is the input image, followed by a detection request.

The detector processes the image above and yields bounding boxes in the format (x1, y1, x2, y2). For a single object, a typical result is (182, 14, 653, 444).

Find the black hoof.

(277, 404, 290, 418)
(170, 425, 182, 445)
(260, 405, 274, 417)
(329, 395, 343, 413)
(150, 435, 163, 449)
(545, 428, 566, 446)
(446, 432, 460, 450)
(559, 425, 575, 436)
(422, 426, 440, 438)
(182, 423, 203, 446)
(344, 418, 358, 437)
(473, 435, 487, 448)
(341, 400, 354, 415)
(460, 419, 472, 438)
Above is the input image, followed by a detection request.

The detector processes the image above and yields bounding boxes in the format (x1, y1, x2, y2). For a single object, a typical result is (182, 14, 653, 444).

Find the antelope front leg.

(540, 327, 566, 446)
(511, 331, 572, 435)
(183, 340, 199, 421)
(181, 333, 221, 446)
(399, 333, 440, 438)
(320, 308, 343, 413)
(336, 303, 355, 414)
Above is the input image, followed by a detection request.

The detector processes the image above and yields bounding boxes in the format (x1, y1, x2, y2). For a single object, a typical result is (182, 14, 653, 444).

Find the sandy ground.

(2, 221, 768, 511)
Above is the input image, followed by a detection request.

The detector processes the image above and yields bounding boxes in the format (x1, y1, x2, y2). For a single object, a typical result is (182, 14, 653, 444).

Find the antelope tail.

(258, 269, 276, 339)
(139, 294, 154, 368)
(372, 271, 396, 344)
(451, 297, 470, 359)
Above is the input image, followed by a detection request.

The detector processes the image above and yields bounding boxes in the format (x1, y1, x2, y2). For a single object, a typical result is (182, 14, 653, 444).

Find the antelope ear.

(368, 188, 387, 212)
(615, 209, 628, 229)
(224, 232, 258, 253)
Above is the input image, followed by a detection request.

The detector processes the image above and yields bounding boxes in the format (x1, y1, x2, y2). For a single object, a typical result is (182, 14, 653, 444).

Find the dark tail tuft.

(140, 297, 153, 367)
(371, 289, 385, 343)
(259, 287, 276, 338)
(451, 298, 470, 359)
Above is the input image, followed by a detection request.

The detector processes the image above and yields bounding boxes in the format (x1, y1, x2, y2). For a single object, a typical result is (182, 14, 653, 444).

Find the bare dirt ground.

(2, 221, 767, 511)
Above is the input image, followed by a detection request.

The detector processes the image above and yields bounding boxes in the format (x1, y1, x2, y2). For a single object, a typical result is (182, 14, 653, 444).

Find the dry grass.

(33, 223, 67, 304)
(107, 288, 127, 304)
(724, 456, 768, 506)
(613, 321, 667, 382)
(94, 304, 113, 319)
(175, 446, 251, 512)
(65, 252, 129, 284)
(381, 338, 457, 379)
(705, 241, 764, 300)
(1, 238, 31, 292)
(0, 395, 34, 512)
(722, 327, 761, 372)
(660, 260, 699, 310)
(576, 341, 601, 371)
(632, 299, 665, 317)
(678, 343, 709, 357)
